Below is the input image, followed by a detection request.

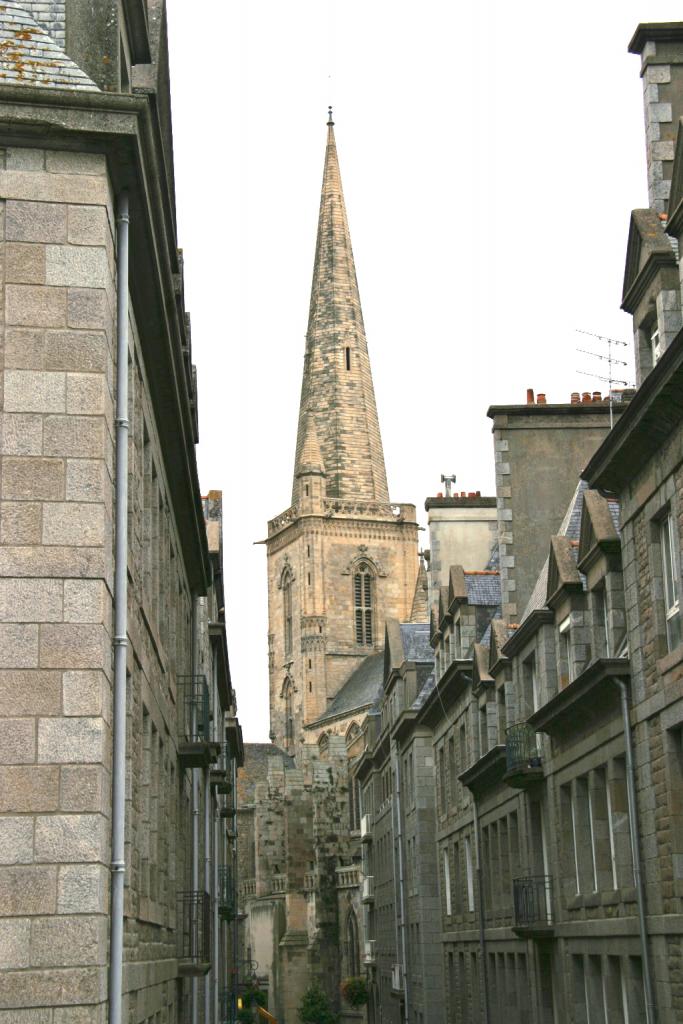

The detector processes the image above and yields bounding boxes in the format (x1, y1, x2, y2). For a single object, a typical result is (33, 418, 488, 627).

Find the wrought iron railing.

(176, 890, 211, 965)
(512, 875, 553, 928)
(505, 722, 541, 774)
(218, 865, 236, 920)
(179, 674, 211, 744)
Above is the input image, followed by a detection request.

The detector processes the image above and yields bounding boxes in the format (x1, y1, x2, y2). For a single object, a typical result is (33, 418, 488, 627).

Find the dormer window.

(354, 563, 373, 645)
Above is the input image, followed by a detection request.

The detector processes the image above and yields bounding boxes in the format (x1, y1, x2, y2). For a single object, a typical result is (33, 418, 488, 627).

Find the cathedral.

(237, 114, 424, 1021)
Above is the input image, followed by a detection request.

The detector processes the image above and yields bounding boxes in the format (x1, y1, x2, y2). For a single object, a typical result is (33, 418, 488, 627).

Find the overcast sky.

(165, 0, 681, 742)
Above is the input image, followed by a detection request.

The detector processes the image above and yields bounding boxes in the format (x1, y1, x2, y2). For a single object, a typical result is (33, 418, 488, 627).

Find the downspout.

(192, 598, 201, 1024)
(204, 764, 211, 1021)
(231, 755, 238, 1022)
(615, 678, 656, 1024)
(472, 799, 491, 1024)
(109, 191, 130, 1024)
(391, 740, 409, 1024)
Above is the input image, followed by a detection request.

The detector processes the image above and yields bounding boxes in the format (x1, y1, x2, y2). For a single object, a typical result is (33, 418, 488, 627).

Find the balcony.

(360, 814, 373, 843)
(178, 675, 220, 769)
(504, 722, 543, 788)
(211, 744, 232, 794)
(361, 875, 375, 903)
(363, 939, 376, 965)
(218, 866, 236, 921)
(512, 876, 554, 937)
(177, 890, 211, 976)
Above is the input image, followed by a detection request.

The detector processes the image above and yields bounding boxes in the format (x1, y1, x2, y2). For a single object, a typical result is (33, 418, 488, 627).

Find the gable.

(622, 209, 677, 313)
(578, 490, 621, 572)
(546, 536, 582, 605)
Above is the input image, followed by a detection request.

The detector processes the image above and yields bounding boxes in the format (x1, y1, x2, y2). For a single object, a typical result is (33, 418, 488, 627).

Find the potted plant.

(298, 982, 338, 1024)
(341, 976, 369, 1007)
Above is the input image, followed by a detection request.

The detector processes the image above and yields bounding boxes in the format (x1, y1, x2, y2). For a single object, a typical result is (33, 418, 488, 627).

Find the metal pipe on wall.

(191, 597, 200, 1024)
(108, 190, 130, 1024)
(204, 763, 211, 1021)
(472, 799, 491, 1024)
(391, 740, 410, 1024)
(615, 678, 656, 1024)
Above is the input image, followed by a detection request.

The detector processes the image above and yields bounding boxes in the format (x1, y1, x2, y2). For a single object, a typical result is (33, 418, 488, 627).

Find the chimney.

(629, 23, 683, 212)
(571, 392, 580, 404)
(526, 388, 535, 404)
(537, 393, 547, 404)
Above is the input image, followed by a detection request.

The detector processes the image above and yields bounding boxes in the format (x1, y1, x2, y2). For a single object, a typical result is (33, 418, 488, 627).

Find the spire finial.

(327, 105, 334, 126)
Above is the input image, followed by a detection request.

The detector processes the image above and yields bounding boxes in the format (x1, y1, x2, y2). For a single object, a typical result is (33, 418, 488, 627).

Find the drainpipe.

(192, 598, 201, 1024)
(204, 763, 211, 1019)
(108, 190, 130, 1024)
(391, 741, 409, 1024)
(615, 678, 656, 1024)
(472, 799, 491, 1024)
(231, 755, 238, 1021)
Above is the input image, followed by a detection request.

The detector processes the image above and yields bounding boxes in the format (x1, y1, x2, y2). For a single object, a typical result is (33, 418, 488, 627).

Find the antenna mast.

(575, 328, 632, 428)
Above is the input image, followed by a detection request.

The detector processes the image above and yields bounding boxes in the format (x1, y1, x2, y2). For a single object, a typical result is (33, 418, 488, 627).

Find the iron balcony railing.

(211, 743, 232, 794)
(218, 865, 236, 920)
(513, 875, 553, 929)
(180, 674, 211, 744)
(176, 890, 211, 971)
(505, 721, 542, 774)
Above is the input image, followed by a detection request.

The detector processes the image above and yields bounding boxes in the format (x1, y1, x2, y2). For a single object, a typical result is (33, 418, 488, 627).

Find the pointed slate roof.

(292, 115, 390, 504)
(622, 208, 677, 313)
(408, 557, 429, 623)
(0, 3, 98, 91)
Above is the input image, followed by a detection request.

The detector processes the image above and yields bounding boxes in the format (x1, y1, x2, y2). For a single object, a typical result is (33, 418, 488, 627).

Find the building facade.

(0, 5, 242, 1024)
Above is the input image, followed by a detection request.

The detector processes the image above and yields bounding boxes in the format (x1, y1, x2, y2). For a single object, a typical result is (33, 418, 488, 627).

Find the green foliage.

(243, 984, 267, 1009)
(236, 1009, 253, 1024)
(340, 975, 369, 1007)
(298, 982, 338, 1024)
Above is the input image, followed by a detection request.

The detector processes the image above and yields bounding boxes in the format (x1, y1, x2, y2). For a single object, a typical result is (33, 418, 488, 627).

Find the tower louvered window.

(354, 563, 373, 645)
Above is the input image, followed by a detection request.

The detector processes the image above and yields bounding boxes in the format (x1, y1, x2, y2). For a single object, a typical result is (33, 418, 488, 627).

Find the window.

(465, 836, 475, 912)
(651, 321, 661, 366)
(354, 563, 373, 645)
(439, 746, 447, 815)
(443, 848, 452, 916)
(558, 616, 572, 687)
(448, 736, 456, 807)
(522, 653, 539, 716)
(345, 346, 351, 370)
(660, 511, 681, 650)
(282, 569, 293, 657)
(594, 585, 610, 657)
(346, 912, 360, 976)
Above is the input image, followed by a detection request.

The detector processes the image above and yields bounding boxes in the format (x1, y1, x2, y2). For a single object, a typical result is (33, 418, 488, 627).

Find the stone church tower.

(266, 113, 419, 751)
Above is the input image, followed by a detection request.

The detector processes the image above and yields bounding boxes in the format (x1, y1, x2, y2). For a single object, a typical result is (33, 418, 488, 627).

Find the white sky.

(165, 0, 681, 742)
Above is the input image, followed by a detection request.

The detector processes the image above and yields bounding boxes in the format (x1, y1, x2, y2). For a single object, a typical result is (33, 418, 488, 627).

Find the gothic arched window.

(346, 911, 360, 976)
(354, 562, 374, 645)
(282, 569, 293, 657)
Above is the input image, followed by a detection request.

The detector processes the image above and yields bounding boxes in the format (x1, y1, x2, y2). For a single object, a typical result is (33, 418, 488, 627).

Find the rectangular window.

(465, 836, 475, 912)
(594, 585, 611, 657)
(443, 848, 452, 916)
(448, 737, 456, 808)
(651, 322, 661, 366)
(522, 653, 538, 716)
(559, 615, 572, 687)
(660, 512, 681, 651)
(439, 747, 447, 815)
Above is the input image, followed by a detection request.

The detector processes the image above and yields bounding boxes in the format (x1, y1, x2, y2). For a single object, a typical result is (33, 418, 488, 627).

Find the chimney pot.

(461, 491, 466, 497)
(476, 490, 481, 497)
(526, 388, 535, 404)
(468, 491, 476, 497)
(537, 393, 546, 404)
(571, 392, 580, 404)
(582, 392, 591, 403)
(437, 492, 443, 498)
(592, 391, 602, 402)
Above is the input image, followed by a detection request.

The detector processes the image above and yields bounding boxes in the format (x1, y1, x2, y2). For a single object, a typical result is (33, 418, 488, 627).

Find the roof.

(411, 671, 436, 711)
(408, 558, 429, 623)
(464, 572, 501, 606)
(520, 479, 587, 622)
(399, 622, 432, 662)
(311, 651, 385, 726)
(291, 117, 389, 504)
(0, 3, 98, 91)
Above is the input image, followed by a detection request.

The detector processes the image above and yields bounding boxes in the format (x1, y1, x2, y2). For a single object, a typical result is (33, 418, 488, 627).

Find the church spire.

(292, 114, 390, 505)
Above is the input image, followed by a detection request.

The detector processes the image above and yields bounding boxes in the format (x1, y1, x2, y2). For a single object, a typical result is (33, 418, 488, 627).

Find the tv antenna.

(575, 328, 633, 428)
